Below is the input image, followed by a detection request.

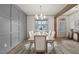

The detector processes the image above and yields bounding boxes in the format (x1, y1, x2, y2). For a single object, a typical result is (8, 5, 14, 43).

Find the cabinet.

(73, 32, 79, 42)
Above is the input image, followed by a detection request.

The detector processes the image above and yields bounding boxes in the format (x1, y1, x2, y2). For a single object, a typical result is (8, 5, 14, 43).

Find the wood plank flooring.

(8, 38, 79, 54)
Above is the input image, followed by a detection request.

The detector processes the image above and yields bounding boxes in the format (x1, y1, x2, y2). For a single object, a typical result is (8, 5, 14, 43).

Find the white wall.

(68, 11, 79, 30)
(27, 16, 54, 32)
(27, 16, 35, 32)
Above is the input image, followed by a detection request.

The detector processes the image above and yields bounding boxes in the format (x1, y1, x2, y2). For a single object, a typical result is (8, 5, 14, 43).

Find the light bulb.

(35, 14, 39, 19)
(40, 13, 43, 17)
(44, 15, 46, 19)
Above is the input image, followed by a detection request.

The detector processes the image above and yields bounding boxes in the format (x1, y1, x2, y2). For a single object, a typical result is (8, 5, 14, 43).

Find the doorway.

(58, 18, 66, 38)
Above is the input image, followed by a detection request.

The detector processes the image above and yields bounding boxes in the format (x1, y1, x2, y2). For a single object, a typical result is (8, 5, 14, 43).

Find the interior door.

(58, 19, 66, 37)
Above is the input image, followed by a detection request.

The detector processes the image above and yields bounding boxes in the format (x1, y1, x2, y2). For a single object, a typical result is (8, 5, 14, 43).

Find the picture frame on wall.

(75, 20, 79, 31)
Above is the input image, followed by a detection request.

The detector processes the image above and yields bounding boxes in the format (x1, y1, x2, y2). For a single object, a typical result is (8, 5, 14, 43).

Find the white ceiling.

(17, 4, 66, 16)
(63, 5, 79, 16)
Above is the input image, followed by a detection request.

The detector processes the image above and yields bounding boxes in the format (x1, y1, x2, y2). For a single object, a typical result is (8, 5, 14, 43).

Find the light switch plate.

(4, 43, 7, 47)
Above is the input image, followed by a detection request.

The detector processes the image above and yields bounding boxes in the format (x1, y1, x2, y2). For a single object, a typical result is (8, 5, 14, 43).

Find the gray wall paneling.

(0, 4, 10, 53)
(0, 4, 27, 53)
(11, 5, 19, 48)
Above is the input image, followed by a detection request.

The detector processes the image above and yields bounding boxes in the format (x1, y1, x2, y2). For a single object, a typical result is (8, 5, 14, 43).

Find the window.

(35, 20, 48, 31)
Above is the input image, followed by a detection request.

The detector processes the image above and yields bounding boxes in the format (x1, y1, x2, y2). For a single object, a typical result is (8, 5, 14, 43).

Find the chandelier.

(34, 5, 47, 20)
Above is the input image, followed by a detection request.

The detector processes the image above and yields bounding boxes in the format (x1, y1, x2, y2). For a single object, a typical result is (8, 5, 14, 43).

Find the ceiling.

(63, 5, 79, 16)
(17, 4, 66, 16)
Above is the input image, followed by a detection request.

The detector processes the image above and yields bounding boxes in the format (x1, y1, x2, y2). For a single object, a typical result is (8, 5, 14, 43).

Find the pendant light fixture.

(35, 5, 47, 20)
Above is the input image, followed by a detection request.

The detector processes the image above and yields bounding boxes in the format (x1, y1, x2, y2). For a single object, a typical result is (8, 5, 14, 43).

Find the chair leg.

(52, 42, 54, 51)
(50, 42, 54, 51)
(28, 42, 32, 53)
(46, 43, 47, 53)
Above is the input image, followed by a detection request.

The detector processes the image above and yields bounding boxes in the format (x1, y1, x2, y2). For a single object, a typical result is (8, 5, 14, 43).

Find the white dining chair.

(48, 30, 52, 35)
(28, 31, 34, 53)
(34, 35, 47, 53)
(28, 31, 34, 40)
(73, 33, 78, 41)
(42, 31, 48, 35)
(46, 31, 55, 53)
(48, 31, 55, 39)
(51, 31, 55, 39)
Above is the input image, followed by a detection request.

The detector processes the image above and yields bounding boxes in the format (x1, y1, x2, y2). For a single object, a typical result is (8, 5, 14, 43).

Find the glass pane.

(60, 22, 65, 32)
(38, 21, 41, 24)
(35, 20, 48, 31)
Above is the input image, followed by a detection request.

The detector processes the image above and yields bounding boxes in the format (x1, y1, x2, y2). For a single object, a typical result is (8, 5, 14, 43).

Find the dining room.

(1, 4, 79, 54)
(21, 4, 64, 54)
(1, 0, 79, 59)
(8, 4, 79, 54)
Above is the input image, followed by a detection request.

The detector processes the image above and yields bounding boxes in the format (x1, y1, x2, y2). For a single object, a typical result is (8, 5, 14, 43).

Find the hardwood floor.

(54, 38, 79, 54)
(8, 38, 79, 54)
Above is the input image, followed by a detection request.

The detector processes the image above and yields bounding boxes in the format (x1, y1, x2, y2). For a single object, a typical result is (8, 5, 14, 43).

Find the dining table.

(27, 34, 55, 53)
